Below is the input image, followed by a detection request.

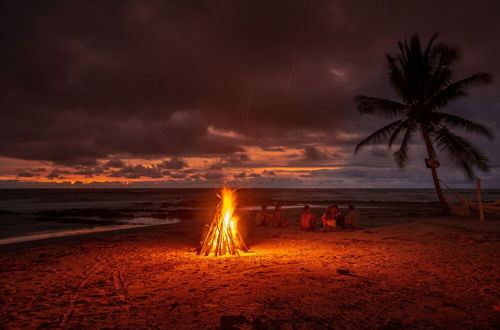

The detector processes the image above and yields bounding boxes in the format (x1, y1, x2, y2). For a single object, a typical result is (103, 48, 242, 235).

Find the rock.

(253, 315, 281, 330)
(383, 318, 404, 329)
(220, 314, 250, 330)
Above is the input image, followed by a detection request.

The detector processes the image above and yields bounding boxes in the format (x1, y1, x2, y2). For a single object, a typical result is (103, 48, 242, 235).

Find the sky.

(1, 0, 499, 188)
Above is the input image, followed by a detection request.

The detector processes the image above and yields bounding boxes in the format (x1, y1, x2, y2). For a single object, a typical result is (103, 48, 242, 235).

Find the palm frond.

(388, 120, 411, 148)
(425, 42, 457, 97)
(435, 127, 490, 180)
(428, 73, 492, 110)
(456, 158, 476, 180)
(432, 113, 493, 139)
(354, 96, 406, 119)
(355, 120, 404, 154)
(393, 126, 415, 168)
(386, 55, 409, 100)
(423, 33, 439, 59)
(430, 42, 459, 67)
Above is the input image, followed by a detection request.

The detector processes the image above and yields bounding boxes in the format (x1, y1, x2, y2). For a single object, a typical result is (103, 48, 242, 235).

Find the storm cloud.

(1, 0, 499, 187)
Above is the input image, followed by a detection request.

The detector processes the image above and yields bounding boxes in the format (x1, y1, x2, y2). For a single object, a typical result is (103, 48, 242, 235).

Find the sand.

(1, 207, 499, 329)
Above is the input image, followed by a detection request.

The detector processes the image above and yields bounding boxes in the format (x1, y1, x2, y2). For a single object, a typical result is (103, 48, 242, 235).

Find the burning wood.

(197, 186, 249, 256)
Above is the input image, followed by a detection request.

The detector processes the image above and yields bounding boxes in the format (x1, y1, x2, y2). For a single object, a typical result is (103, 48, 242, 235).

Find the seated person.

(255, 205, 271, 226)
(332, 205, 345, 229)
(320, 206, 337, 232)
(321, 206, 333, 227)
(300, 205, 317, 230)
(273, 204, 289, 227)
(345, 205, 359, 229)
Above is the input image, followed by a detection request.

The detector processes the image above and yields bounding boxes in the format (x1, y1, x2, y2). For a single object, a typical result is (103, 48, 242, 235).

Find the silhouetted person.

(273, 203, 289, 227)
(300, 205, 316, 230)
(255, 205, 271, 226)
(345, 205, 359, 229)
(321, 206, 333, 227)
(332, 205, 345, 229)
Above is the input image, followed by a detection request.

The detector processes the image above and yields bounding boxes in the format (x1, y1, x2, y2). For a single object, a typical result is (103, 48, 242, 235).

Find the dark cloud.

(105, 159, 126, 169)
(209, 163, 223, 171)
(262, 170, 276, 176)
(222, 153, 251, 165)
(46, 169, 70, 179)
(15, 167, 47, 178)
(17, 171, 38, 178)
(331, 153, 342, 160)
(370, 147, 390, 159)
(260, 147, 286, 152)
(301, 169, 368, 178)
(0, 0, 499, 186)
(303, 146, 329, 161)
(170, 172, 188, 179)
(109, 164, 163, 179)
(202, 172, 224, 180)
(286, 145, 336, 165)
(206, 153, 251, 170)
(73, 165, 105, 177)
(159, 157, 188, 170)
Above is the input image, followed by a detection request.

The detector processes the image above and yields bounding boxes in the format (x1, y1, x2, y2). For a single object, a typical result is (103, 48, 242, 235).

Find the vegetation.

(354, 34, 493, 214)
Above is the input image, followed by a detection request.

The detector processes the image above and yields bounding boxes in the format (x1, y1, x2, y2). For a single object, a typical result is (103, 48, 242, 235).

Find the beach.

(1, 205, 499, 329)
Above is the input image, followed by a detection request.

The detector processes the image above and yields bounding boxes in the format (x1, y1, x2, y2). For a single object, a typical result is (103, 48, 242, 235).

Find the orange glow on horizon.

(253, 166, 341, 172)
(0, 149, 345, 185)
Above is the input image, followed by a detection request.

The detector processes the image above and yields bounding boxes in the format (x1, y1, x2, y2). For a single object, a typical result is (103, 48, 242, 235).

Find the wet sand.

(1, 207, 499, 329)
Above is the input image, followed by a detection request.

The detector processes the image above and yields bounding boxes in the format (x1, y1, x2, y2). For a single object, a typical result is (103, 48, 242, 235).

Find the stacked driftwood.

(196, 187, 249, 256)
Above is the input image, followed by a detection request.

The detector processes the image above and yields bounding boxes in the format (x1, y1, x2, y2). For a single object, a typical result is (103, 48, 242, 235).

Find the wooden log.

(197, 187, 249, 256)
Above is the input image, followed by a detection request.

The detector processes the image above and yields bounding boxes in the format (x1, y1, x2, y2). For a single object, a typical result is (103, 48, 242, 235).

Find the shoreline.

(0, 223, 172, 247)
(0, 201, 443, 248)
(0, 223, 185, 253)
(2, 199, 496, 250)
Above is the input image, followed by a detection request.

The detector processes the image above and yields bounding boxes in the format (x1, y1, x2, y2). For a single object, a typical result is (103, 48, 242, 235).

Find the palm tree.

(354, 34, 493, 214)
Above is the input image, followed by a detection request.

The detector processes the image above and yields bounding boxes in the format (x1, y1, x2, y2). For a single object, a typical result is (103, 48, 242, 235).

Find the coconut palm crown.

(354, 33, 493, 213)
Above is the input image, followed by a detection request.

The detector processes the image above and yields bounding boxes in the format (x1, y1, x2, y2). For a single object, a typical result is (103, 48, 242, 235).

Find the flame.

(197, 186, 249, 256)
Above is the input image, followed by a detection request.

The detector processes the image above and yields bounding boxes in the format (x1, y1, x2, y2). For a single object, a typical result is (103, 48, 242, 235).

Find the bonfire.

(196, 186, 249, 256)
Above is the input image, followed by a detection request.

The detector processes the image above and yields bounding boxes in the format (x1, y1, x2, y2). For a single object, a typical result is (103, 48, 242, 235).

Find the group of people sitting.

(254, 203, 289, 227)
(300, 204, 358, 231)
(254, 203, 358, 231)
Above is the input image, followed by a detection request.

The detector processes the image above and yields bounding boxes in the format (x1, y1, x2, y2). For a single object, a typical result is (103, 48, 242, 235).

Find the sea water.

(0, 188, 498, 244)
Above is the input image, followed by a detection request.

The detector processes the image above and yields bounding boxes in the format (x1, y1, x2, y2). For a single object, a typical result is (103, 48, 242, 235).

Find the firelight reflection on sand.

(196, 186, 249, 256)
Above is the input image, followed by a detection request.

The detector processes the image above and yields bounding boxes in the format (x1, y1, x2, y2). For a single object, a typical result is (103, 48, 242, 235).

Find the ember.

(197, 186, 249, 256)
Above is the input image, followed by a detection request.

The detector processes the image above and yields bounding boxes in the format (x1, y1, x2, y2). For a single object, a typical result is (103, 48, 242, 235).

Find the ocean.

(1, 188, 498, 244)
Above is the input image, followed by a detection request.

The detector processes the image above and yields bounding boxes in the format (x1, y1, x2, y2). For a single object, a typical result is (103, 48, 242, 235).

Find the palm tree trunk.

(422, 130, 451, 215)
